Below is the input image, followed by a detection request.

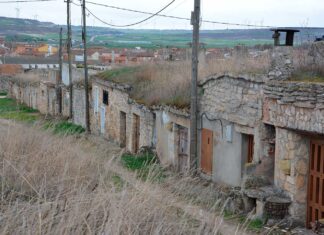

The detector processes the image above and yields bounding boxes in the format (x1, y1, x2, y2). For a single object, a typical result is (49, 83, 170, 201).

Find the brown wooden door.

(201, 128, 213, 174)
(132, 114, 140, 153)
(307, 140, 324, 227)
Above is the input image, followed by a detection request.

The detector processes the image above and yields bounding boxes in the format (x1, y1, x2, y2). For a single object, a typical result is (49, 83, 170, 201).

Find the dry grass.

(290, 47, 324, 82)
(98, 53, 271, 110)
(0, 122, 234, 234)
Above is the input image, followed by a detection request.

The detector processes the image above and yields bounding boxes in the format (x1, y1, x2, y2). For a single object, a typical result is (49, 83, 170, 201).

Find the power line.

(85, 0, 275, 28)
(0, 0, 55, 3)
(84, 0, 176, 28)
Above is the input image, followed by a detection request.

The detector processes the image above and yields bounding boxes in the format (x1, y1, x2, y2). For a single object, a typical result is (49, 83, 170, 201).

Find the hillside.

(1, 16, 324, 48)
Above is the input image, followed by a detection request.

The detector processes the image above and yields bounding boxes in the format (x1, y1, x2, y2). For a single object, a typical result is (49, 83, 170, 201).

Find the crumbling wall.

(275, 127, 309, 223)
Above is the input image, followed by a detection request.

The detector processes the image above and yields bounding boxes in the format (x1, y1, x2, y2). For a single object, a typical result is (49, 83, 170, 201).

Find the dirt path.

(0, 119, 257, 235)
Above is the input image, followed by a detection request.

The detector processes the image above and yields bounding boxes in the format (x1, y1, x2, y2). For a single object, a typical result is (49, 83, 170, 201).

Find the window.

(103, 90, 109, 105)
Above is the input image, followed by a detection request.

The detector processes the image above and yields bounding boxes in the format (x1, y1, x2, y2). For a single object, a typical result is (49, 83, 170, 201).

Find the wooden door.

(133, 114, 140, 153)
(307, 140, 324, 227)
(201, 128, 213, 174)
(120, 111, 126, 148)
(178, 126, 189, 173)
(247, 135, 254, 163)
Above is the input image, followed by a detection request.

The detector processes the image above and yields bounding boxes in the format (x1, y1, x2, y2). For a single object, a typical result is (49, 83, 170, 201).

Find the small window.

(103, 90, 109, 105)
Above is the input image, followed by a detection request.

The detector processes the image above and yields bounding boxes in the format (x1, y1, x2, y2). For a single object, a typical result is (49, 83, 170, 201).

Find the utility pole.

(67, 0, 73, 119)
(57, 27, 63, 115)
(82, 0, 90, 133)
(189, 0, 200, 171)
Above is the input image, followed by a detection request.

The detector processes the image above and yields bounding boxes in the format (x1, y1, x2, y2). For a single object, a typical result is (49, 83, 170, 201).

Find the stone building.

(91, 76, 190, 172)
(263, 80, 324, 225)
(197, 42, 324, 227)
(198, 74, 275, 186)
(91, 77, 155, 152)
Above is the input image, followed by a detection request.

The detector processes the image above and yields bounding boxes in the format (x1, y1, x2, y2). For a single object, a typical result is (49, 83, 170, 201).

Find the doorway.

(201, 128, 213, 175)
(307, 140, 324, 227)
(178, 125, 189, 173)
(120, 111, 126, 148)
(132, 114, 140, 153)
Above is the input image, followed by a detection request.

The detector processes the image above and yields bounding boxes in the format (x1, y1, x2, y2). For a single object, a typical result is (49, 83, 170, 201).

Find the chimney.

(268, 28, 300, 80)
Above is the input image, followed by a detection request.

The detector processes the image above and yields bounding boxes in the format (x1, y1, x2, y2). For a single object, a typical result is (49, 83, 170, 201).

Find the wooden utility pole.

(82, 0, 90, 133)
(57, 27, 63, 114)
(67, 0, 73, 119)
(189, 0, 201, 171)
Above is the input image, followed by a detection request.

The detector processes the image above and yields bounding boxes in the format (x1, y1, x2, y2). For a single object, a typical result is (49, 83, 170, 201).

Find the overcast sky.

(0, 0, 323, 30)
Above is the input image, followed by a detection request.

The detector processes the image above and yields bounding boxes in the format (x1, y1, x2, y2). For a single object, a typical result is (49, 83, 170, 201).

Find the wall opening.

(132, 114, 140, 153)
(102, 90, 109, 105)
(120, 111, 127, 148)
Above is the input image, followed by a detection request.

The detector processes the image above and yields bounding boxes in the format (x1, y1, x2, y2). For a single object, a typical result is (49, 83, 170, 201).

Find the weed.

(121, 152, 166, 182)
(248, 218, 264, 231)
(44, 121, 85, 135)
(0, 98, 39, 122)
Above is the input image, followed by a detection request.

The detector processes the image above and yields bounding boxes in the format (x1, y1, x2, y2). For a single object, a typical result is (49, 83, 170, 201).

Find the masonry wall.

(199, 75, 264, 127)
(92, 79, 154, 152)
(264, 81, 324, 134)
(275, 127, 310, 224)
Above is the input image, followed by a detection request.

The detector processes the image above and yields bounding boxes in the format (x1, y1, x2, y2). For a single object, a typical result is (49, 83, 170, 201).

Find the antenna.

(33, 14, 38, 20)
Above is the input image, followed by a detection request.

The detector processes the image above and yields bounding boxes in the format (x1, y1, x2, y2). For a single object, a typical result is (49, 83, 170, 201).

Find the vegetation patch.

(0, 98, 39, 122)
(44, 121, 85, 135)
(121, 151, 166, 181)
(0, 91, 7, 96)
(248, 218, 264, 231)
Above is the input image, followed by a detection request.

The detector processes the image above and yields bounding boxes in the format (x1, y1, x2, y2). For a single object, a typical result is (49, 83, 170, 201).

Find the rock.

(296, 160, 308, 175)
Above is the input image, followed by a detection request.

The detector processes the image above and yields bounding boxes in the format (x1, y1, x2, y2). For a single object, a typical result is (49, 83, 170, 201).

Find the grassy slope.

(0, 97, 85, 135)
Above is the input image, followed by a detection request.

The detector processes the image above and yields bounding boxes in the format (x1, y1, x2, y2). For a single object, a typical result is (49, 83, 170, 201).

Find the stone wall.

(199, 75, 264, 128)
(264, 81, 324, 134)
(91, 78, 154, 152)
(275, 127, 310, 224)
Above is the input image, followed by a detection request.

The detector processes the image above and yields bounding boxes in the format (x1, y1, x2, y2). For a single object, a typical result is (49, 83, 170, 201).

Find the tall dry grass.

(130, 53, 271, 109)
(0, 123, 228, 234)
